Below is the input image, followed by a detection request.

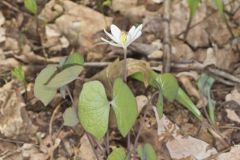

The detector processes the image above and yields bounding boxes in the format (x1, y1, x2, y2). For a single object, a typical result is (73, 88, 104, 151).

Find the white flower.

(101, 24, 143, 49)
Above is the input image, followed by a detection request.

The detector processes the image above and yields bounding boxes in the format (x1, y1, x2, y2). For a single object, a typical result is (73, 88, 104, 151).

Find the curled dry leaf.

(0, 82, 35, 138)
(90, 58, 151, 96)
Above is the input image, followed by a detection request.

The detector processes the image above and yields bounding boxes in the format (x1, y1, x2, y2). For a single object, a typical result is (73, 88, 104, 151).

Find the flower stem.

(123, 47, 128, 82)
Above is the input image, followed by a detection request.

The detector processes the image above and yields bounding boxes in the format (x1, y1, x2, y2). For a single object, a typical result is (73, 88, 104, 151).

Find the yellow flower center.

(120, 32, 127, 45)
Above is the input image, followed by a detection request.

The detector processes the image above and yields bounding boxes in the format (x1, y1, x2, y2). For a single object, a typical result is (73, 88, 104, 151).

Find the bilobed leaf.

(188, 0, 200, 18)
(112, 78, 138, 137)
(46, 65, 83, 88)
(34, 65, 57, 106)
(107, 148, 126, 160)
(63, 107, 79, 127)
(24, 0, 37, 14)
(78, 81, 110, 139)
(214, 0, 225, 17)
(155, 73, 179, 102)
(138, 143, 157, 160)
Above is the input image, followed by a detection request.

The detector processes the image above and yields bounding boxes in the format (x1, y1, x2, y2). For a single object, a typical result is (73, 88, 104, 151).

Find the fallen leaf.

(90, 58, 151, 96)
(153, 109, 217, 160)
(216, 145, 240, 160)
(225, 88, 240, 105)
(0, 82, 36, 138)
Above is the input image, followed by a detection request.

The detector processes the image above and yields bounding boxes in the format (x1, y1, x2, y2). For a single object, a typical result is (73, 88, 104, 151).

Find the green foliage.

(138, 143, 157, 160)
(131, 71, 203, 120)
(34, 53, 84, 105)
(112, 78, 138, 137)
(213, 0, 225, 17)
(78, 81, 110, 139)
(46, 65, 83, 88)
(197, 73, 216, 124)
(63, 53, 84, 67)
(63, 107, 79, 127)
(12, 65, 25, 82)
(102, 0, 112, 7)
(155, 73, 179, 102)
(175, 88, 203, 120)
(34, 65, 58, 106)
(107, 148, 126, 160)
(77, 78, 138, 139)
(24, 0, 37, 14)
(187, 0, 200, 18)
(156, 92, 164, 119)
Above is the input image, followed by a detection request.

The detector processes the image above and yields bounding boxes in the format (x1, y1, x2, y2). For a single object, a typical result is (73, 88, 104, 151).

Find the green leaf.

(112, 78, 138, 137)
(46, 65, 83, 88)
(34, 65, 57, 106)
(156, 93, 164, 119)
(214, 0, 225, 17)
(131, 70, 158, 88)
(78, 81, 110, 139)
(188, 0, 200, 18)
(175, 88, 203, 120)
(107, 148, 126, 160)
(63, 53, 84, 66)
(103, 0, 112, 7)
(24, 0, 37, 14)
(155, 73, 179, 102)
(63, 107, 79, 127)
(197, 73, 216, 124)
(138, 143, 157, 160)
(12, 65, 25, 81)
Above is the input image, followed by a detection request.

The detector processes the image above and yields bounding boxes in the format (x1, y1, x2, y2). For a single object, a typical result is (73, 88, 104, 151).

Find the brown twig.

(163, 0, 172, 72)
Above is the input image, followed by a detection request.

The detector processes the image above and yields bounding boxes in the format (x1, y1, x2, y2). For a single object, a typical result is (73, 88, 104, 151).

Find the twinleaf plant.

(34, 25, 205, 159)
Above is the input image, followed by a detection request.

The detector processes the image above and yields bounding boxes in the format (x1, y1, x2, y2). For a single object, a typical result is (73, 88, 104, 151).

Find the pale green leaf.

(188, 0, 200, 18)
(175, 88, 203, 120)
(112, 78, 138, 137)
(155, 73, 179, 102)
(138, 143, 157, 160)
(197, 73, 216, 124)
(12, 65, 25, 81)
(78, 81, 110, 139)
(63, 107, 79, 127)
(107, 148, 126, 160)
(46, 65, 83, 88)
(24, 0, 37, 14)
(34, 65, 57, 106)
(156, 93, 164, 119)
(214, 0, 225, 17)
(63, 52, 84, 66)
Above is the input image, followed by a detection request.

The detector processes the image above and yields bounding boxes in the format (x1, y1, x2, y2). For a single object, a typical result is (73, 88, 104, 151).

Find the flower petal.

(127, 31, 142, 47)
(126, 26, 136, 46)
(101, 38, 122, 47)
(104, 29, 118, 43)
(132, 24, 143, 39)
(111, 24, 121, 43)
